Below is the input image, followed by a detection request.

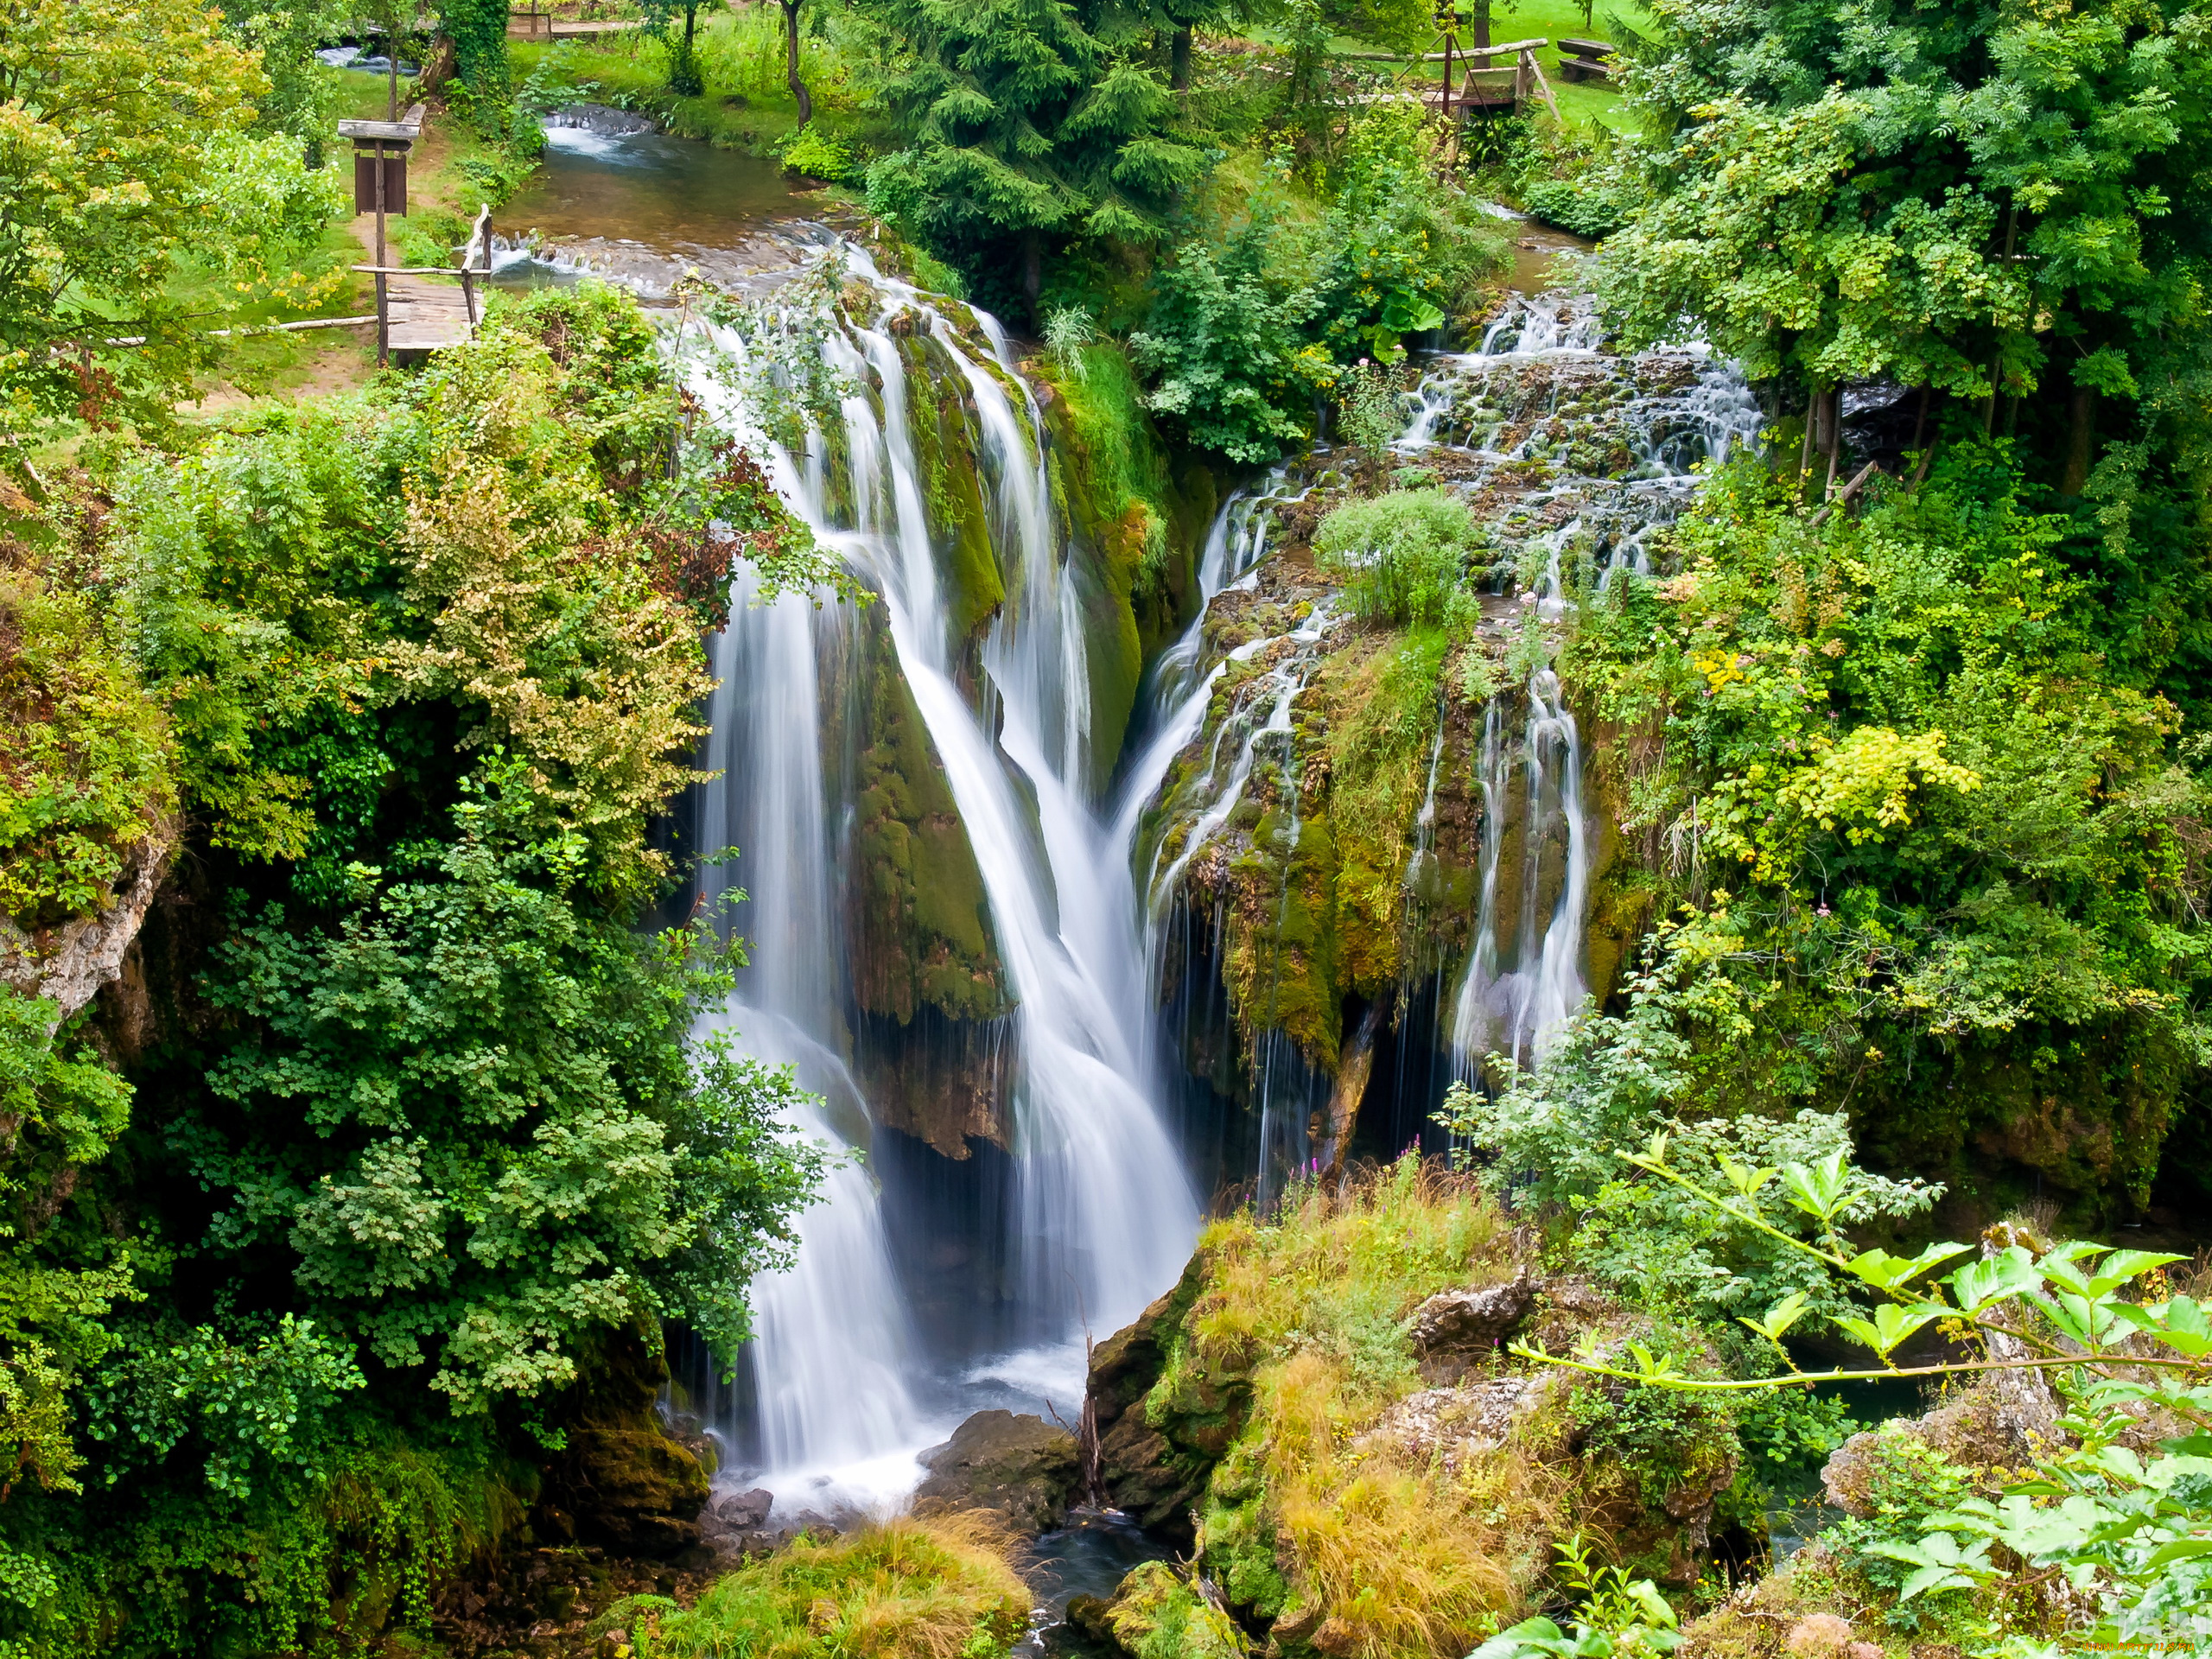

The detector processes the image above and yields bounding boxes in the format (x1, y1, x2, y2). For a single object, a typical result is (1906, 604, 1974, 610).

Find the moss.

(1099, 1560, 1251, 1659)
(645, 1513, 1033, 1658)
(1034, 342, 1217, 788)
(844, 607, 1007, 1027)
(899, 335, 1004, 644)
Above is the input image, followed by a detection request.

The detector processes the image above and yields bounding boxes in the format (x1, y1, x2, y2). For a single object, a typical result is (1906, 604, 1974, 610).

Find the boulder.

(1353, 1370, 1562, 1473)
(1408, 1274, 1535, 1382)
(562, 1427, 709, 1555)
(913, 1409, 1078, 1533)
(709, 1486, 774, 1529)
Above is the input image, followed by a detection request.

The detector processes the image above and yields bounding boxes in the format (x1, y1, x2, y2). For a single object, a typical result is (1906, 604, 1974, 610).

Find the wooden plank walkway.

(352, 206, 496, 359)
(385, 278, 474, 351)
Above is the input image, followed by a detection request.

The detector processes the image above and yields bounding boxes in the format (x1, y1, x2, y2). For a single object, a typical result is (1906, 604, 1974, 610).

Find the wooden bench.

(1555, 38, 1618, 82)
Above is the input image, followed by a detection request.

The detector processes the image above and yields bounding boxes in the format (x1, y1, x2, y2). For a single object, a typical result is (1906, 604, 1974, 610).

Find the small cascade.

(682, 248, 1198, 1506)
(1446, 670, 1592, 1071)
(1122, 280, 1760, 1180)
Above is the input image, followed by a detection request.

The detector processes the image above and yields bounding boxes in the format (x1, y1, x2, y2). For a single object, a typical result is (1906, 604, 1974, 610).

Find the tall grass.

(640, 1513, 1032, 1659)
(1180, 1158, 1565, 1656)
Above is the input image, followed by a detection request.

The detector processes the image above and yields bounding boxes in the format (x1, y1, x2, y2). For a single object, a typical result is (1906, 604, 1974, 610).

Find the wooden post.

(1522, 47, 1560, 119)
(374, 139, 389, 367)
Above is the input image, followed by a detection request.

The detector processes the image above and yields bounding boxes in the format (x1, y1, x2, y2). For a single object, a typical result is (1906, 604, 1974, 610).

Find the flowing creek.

(489, 123, 1760, 1564)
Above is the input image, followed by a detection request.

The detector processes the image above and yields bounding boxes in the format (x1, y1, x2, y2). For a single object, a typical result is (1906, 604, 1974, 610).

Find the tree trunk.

(1171, 25, 1192, 91)
(1020, 230, 1043, 313)
(783, 0, 812, 128)
(1823, 385, 1844, 497)
(1471, 0, 1493, 66)
(2062, 383, 2099, 496)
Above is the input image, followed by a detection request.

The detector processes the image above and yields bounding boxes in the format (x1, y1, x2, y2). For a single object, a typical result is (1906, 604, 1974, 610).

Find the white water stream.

(684, 253, 1198, 1514)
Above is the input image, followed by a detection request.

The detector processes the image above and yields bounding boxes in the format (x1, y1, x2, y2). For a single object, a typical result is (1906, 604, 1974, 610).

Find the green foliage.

(1733, 1388, 1860, 1487)
(1571, 1374, 1738, 1510)
(861, 0, 1206, 298)
(0, 561, 174, 927)
(1520, 177, 1623, 239)
(779, 123, 859, 182)
(1594, 0, 2212, 498)
(1127, 204, 1332, 464)
(1471, 1535, 1682, 1659)
(0, 0, 344, 435)
(85, 1317, 364, 1498)
(439, 0, 512, 92)
(1129, 114, 1510, 461)
(217, 0, 350, 163)
(1313, 488, 1485, 627)
(0, 281, 831, 1655)
(175, 768, 824, 1409)
(1534, 1145, 2212, 1651)
(0, 991, 137, 1500)
(1560, 454, 2212, 1211)
(639, 0, 726, 96)
(641, 1515, 1033, 1656)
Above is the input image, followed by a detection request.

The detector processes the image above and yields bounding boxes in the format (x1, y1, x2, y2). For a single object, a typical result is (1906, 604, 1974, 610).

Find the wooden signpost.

(338, 103, 426, 366)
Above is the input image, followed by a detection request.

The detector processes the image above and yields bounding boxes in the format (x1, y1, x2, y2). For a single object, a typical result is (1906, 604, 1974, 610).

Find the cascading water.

(680, 249, 1198, 1509)
(1124, 275, 1762, 1181)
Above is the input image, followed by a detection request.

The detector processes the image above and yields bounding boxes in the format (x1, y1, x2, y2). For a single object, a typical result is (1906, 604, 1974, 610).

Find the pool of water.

(488, 117, 849, 297)
(502, 121, 812, 246)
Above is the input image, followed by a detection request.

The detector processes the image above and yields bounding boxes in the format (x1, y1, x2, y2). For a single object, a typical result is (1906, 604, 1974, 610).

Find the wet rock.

(913, 1409, 1078, 1533)
(711, 1485, 774, 1529)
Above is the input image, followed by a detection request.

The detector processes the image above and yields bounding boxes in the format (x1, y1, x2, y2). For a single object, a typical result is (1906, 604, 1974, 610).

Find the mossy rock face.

(1032, 350, 1217, 794)
(841, 603, 1008, 1030)
(1086, 1259, 1224, 1546)
(1137, 543, 1491, 1080)
(539, 1327, 710, 1558)
(899, 334, 1004, 645)
(1093, 1560, 1250, 1659)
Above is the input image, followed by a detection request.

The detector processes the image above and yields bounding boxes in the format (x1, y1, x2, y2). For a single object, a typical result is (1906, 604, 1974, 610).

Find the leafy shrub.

(1313, 488, 1485, 627)
(0, 562, 173, 926)
(640, 1513, 1033, 1656)
(779, 124, 857, 183)
(1522, 179, 1625, 238)
(1129, 207, 1330, 465)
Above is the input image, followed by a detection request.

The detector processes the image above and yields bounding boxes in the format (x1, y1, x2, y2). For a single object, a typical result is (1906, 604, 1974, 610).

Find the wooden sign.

(352, 150, 407, 215)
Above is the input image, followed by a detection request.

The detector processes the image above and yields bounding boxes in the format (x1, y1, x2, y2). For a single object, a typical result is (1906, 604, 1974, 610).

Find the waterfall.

(1122, 277, 1760, 1168)
(683, 251, 1198, 1505)
(692, 567, 922, 1489)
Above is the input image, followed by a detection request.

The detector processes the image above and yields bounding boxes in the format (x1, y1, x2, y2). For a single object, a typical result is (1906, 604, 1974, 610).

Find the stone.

(561, 1427, 710, 1555)
(1787, 1614, 1859, 1656)
(913, 1409, 1078, 1534)
(708, 1486, 773, 1529)
(1096, 1411, 1205, 1541)
(1352, 1371, 1560, 1473)
(1408, 1274, 1535, 1380)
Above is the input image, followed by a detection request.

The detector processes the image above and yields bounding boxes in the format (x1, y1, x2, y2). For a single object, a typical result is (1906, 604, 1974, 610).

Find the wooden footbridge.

(338, 105, 496, 362)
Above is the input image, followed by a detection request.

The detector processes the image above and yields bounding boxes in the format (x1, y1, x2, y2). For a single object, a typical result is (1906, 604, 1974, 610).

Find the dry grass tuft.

(643, 1510, 1033, 1659)
(1180, 1156, 1561, 1657)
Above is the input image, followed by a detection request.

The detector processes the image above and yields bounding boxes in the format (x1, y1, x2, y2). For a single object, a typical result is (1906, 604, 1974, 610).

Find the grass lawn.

(512, 10, 892, 159)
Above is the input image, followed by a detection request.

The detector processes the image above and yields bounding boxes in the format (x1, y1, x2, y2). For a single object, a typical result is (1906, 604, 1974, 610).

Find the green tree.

(438, 0, 511, 93)
(175, 773, 823, 1409)
(0, 0, 337, 436)
(862, 0, 1205, 309)
(1596, 0, 2212, 499)
(217, 0, 350, 163)
(639, 0, 725, 96)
